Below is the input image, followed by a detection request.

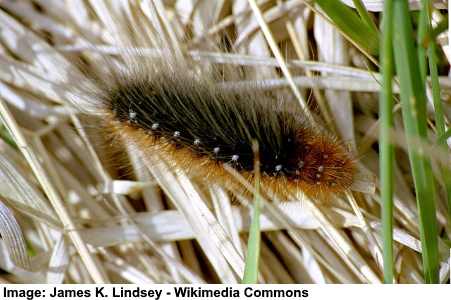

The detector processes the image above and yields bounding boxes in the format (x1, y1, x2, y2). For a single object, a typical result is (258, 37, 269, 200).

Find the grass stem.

(242, 141, 262, 283)
(392, 0, 439, 283)
(379, 0, 395, 284)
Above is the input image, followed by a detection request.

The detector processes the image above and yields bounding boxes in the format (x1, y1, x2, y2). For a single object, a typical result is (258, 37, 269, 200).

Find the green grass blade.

(352, 0, 379, 34)
(242, 141, 262, 284)
(417, 4, 428, 80)
(392, 0, 439, 283)
(424, 18, 448, 48)
(427, 45, 446, 140)
(379, 0, 395, 284)
(438, 129, 451, 145)
(315, 0, 379, 54)
(422, 0, 451, 233)
(0, 122, 17, 149)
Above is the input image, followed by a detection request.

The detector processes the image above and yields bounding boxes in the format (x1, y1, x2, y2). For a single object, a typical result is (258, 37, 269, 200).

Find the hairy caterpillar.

(81, 52, 356, 201)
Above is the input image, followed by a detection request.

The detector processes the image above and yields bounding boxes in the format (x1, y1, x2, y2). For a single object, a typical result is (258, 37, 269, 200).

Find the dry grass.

(0, 0, 449, 283)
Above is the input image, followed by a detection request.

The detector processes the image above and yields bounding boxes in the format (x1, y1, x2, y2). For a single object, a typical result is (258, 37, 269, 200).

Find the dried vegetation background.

(0, 0, 449, 283)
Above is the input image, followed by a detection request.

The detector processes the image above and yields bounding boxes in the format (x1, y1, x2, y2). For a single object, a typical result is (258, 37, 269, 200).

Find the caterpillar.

(81, 52, 356, 201)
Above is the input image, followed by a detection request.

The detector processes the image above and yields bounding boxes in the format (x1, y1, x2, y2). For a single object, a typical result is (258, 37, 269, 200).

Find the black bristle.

(108, 75, 308, 178)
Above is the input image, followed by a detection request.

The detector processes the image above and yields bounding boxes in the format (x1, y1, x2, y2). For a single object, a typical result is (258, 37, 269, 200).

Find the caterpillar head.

(287, 130, 356, 195)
